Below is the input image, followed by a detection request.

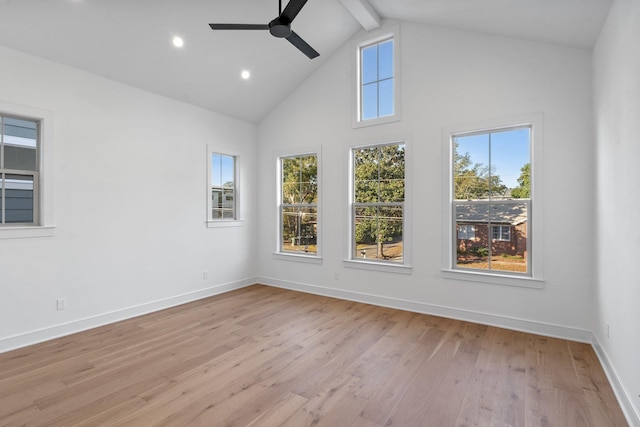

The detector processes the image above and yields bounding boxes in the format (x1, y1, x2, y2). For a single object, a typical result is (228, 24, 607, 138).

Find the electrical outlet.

(203, 271, 208, 280)
(333, 272, 340, 281)
(606, 323, 610, 338)
(56, 298, 67, 311)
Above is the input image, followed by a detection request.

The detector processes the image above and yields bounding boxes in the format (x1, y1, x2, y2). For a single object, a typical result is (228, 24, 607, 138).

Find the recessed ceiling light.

(241, 70, 251, 80)
(172, 36, 184, 48)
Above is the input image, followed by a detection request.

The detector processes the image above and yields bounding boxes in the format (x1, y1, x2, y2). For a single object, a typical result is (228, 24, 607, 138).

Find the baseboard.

(258, 276, 593, 343)
(0, 277, 256, 354)
(592, 335, 640, 427)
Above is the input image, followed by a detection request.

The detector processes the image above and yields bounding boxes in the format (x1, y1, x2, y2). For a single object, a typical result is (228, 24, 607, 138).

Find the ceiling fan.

(209, 0, 319, 59)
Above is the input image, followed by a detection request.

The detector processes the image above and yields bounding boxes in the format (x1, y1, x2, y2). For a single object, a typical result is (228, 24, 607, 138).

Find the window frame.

(206, 146, 242, 228)
(345, 135, 412, 274)
(352, 24, 401, 129)
(492, 225, 511, 242)
(458, 224, 476, 240)
(273, 147, 322, 263)
(0, 102, 54, 239)
(441, 114, 544, 288)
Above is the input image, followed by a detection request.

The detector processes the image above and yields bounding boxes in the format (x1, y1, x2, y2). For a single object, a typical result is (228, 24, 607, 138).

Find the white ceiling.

(0, 0, 612, 123)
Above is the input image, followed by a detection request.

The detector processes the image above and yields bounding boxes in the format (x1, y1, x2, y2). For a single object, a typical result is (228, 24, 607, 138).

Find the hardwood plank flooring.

(0, 285, 628, 426)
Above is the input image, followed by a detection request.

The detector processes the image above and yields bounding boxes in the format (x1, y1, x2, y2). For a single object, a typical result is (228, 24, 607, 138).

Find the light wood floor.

(0, 285, 627, 426)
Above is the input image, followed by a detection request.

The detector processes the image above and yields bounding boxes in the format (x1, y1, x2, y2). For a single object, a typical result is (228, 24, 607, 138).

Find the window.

(451, 125, 532, 276)
(492, 225, 511, 242)
(351, 142, 405, 265)
(458, 225, 476, 240)
(353, 25, 400, 128)
(278, 152, 319, 257)
(1, 115, 39, 225)
(361, 38, 393, 121)
(207, 148, 240, 226)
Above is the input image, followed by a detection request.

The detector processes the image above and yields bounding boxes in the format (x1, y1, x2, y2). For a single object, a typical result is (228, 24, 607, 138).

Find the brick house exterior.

(456, 204, 527, 258)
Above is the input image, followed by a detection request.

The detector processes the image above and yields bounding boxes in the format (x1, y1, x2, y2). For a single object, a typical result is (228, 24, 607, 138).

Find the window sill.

(441, 269, 544, 289)
(206, 220, 244, 228)
(352, 114, 401, 129)
(273, 252, 322, 264)
(0, 225, 55, 239)
(343, 259, 412, 275)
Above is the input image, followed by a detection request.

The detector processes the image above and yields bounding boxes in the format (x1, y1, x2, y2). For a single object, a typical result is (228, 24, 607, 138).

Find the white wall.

(0, 45, 258, 351)
(257, 21, 595, 339)
(593, 0, 640, 422)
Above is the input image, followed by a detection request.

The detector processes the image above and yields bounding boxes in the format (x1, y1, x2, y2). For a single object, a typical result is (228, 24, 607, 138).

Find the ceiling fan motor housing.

(269, 18, 292, 37)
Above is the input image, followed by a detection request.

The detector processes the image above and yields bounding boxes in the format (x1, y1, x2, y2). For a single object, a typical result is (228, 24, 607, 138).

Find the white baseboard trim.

(0, 277, 256, 354)
(592, 335, 640, 427)
(257, 276, 592, 342)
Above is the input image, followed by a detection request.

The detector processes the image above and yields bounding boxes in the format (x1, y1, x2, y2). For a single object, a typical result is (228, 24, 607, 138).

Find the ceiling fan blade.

(281, 0, 308, 23)
(209, 23, 269, 30)
(286, 31, 319, 59)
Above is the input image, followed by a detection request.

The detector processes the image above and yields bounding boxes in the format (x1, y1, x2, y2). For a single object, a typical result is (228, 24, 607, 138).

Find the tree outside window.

(353, 143, 404, 262)
(280, 154, 318, 255)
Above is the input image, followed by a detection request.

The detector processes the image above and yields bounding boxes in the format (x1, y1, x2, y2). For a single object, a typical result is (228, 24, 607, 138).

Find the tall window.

(279, 154, 318, 255)
(452, 126, 531, 275)
(210, 152, 236, 220)
(352, 143, 405, 263)
(1, 115, 39, 225)
(360, 38, 394, 121)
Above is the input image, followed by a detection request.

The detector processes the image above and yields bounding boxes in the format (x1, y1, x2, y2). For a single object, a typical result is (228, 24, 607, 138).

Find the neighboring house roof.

(456, 203, 527, 226)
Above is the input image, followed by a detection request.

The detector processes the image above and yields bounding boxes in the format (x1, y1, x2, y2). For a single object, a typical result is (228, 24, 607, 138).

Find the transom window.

(452, 126, 531, 275)
(278, 153, 318, 256)
(360, 38, 394, 121)
(1, 115, 39, 225)
(351, 142, 405, 263)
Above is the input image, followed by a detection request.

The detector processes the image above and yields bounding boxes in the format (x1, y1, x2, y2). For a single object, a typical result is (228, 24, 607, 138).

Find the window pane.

(361, 45, 378, 84)
(362, 83, 378, 120)
(378, 79, 394, 117)
(211, 154, 222, 187)
(222, 189, 234, 209)
(489, 203, 527, 273)
(4, 145, 37, 171)
(455, 203, 489, 270)
(300, 155, 318, 204)
(378, 40, 393, 80)
(2, 118, 38, 171)
(453, 134, 491, 200)
(4, 174, 34, 223)
(281, 206, 317, 254)
(354, 205, 403, 262)
(491, 128, 531, 198)
(3, 118, 37, 147)
(220, 155, 235, 188)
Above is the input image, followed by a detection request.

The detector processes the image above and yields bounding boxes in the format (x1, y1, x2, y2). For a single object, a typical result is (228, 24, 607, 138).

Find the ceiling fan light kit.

(209, 0, 320, 59)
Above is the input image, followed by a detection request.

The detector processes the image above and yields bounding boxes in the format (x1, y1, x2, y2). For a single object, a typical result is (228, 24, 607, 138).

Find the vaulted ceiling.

(0, 0, 612, 123)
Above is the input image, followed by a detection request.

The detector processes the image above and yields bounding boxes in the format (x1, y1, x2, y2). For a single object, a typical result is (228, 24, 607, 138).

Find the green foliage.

(353, 145, 404, 255)
(511, 163, 530, 199)
(281, 155, 318, 243)
(282, 155, 318, 205)
(453, 143, 507, 199)
(470, 246, 489, 257)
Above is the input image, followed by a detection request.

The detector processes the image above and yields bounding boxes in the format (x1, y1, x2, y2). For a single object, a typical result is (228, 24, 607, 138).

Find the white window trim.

(0, 101, 54, 239)
(441, 114, 544, 288)
(345, 133, 412, 274)
(273, 146, 322, 263)
(352, 24, 401, 129)
(206, 145, 243, 228)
